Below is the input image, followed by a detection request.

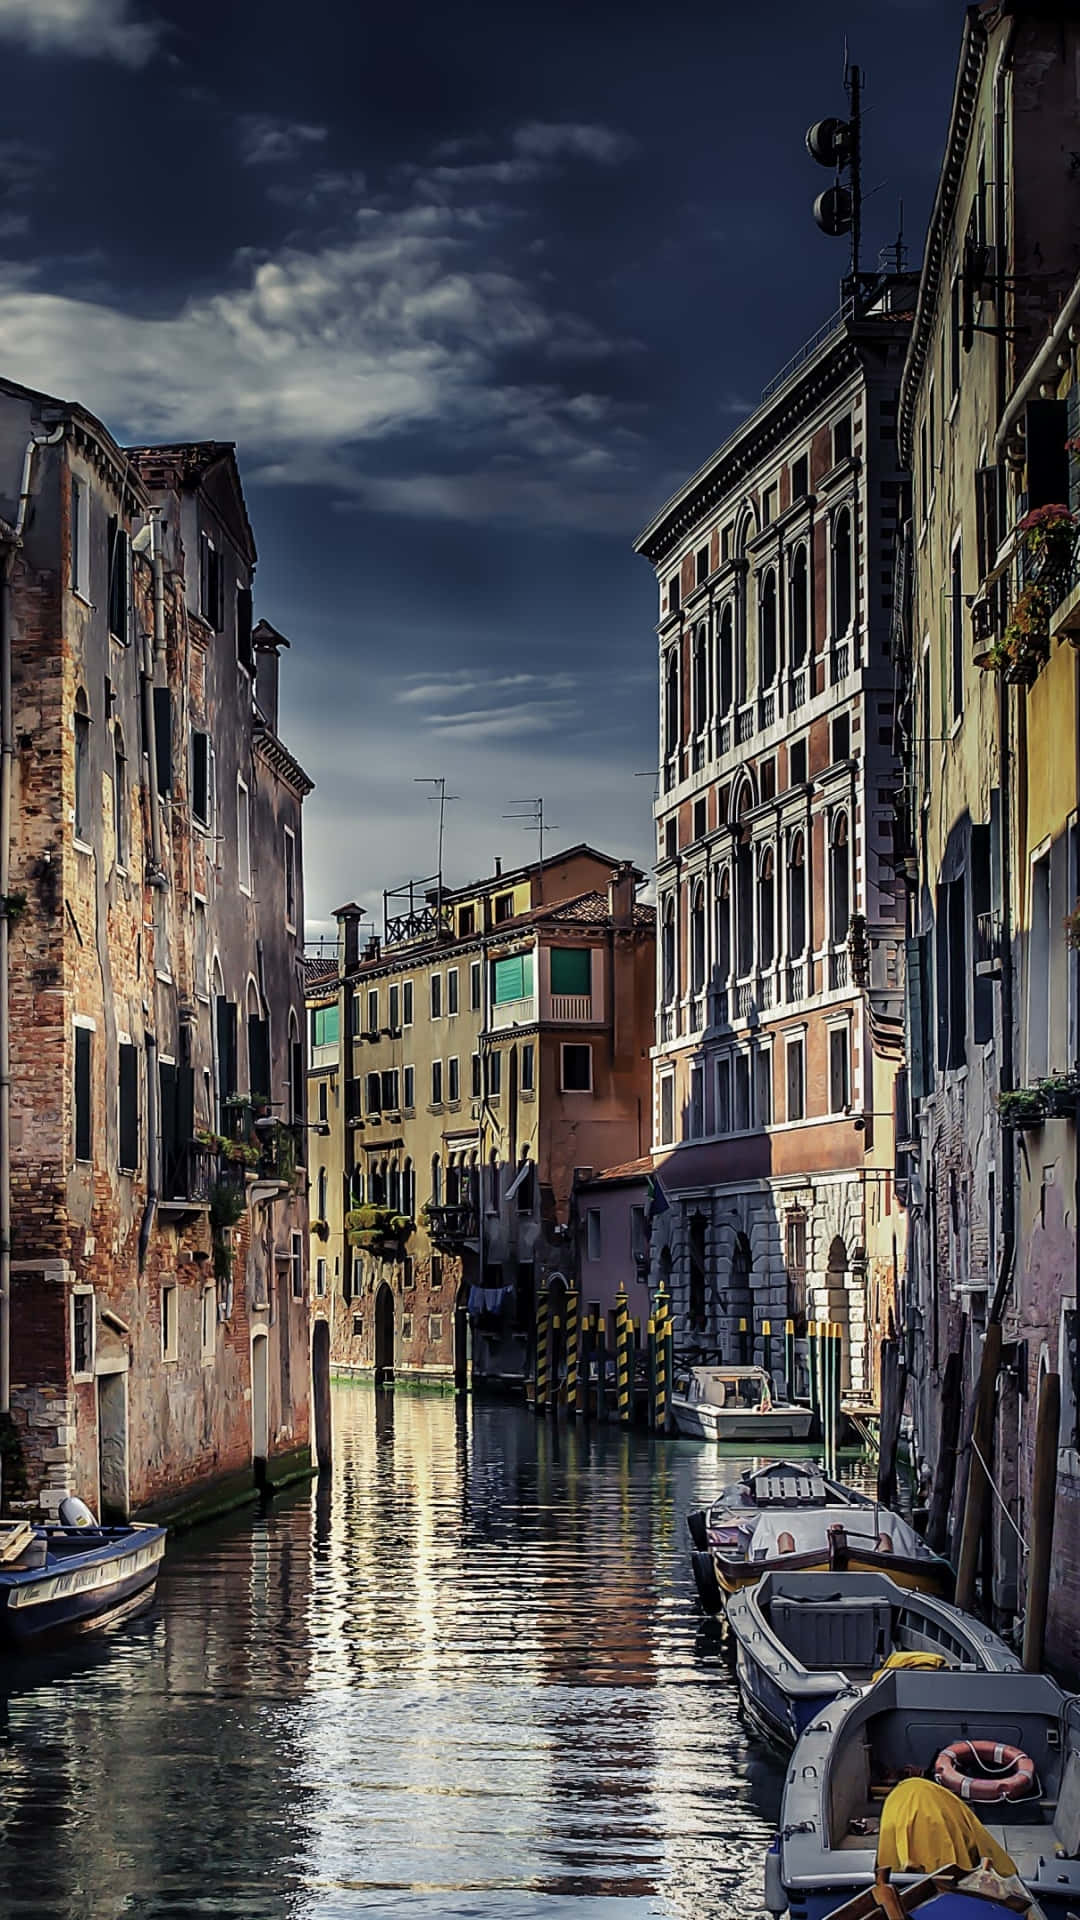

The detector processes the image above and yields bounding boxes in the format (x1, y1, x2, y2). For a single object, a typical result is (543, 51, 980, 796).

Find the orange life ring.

(933, 1739, 1038, 1804)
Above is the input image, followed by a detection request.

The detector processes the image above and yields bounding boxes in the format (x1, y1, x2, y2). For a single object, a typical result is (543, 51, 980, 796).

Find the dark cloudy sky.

(0, 0, 962, 937)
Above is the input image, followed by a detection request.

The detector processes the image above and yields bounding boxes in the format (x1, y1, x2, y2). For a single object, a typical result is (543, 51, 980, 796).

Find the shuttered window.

(153, 687, 173, 795)
(118, 1042, 139, 1172)
(1025, 399, 1068, 510)
(192, 730, 210, 826)
(74, 1026, 92, 1162)
(492, 952, 534, 1005)
(549, 948, 590, 996)
(107, 518, 131, 644)
(248, 1015, 270, 1101)
(216, 998, 238, 1122)
(237, 585, 253, 669)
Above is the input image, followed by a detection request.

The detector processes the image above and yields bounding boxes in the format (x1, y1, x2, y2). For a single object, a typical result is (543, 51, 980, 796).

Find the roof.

(443, 843, 642, 901)
(304, 956, 338, 992)
(127, 441, 257, 565)
(0, 375, 147, 517)
(577, 1153, 654, 1189)
(535, 889, 654, 930)
(253, 721, 314, 797)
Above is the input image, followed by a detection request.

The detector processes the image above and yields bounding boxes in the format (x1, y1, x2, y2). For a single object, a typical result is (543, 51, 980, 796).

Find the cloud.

(238, 114, 328, 167)
(396, 671, 576, 706)
(0, 0, 161, 65)
(512, 122, 635, 166)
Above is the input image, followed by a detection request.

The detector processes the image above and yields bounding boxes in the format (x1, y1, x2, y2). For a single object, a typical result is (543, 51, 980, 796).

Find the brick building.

(324, 847, 654, 1391)
(633, 280, 914, 1396)
(0, 379, 313, 1520)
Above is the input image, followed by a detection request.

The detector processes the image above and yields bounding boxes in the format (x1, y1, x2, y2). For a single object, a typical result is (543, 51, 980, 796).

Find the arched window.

(488, 1147, 499, 1211)
(351, 1165, 365, 1207)
(287, 1008, 302, 1123)
(787, 833, 807, 957)
(757, 847, 775, 970)
(371, 1159, 387, 1206)
(759, 568, 778, 687)
(403, 1157, 414, 1218)
(830, 811, 850, 944)
(690, 882, 706, 993)
(832, 507, 852, 638)
(715, 869, 732, 984)
(662, 896, 677, 1006)
(693, 623, 708, 736)
(113, 726, 127, 869)
(388, 1159, 401, 1212)
(446, 1156, 459, 1205)
(719, 603, 734, 715)
(735, 835, 754, 976)
(735, 586, 749, 705)
(74, 687, 91, 841)
(664, 648, 680, 758)
(430, 1155, 442, 1205)
(789, 544, 809, 669)
(317, 1166, 328, 1220)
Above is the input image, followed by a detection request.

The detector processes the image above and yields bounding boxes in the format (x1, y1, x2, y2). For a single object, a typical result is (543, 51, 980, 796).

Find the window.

(315, 1259, 327, 1299)
(318, 1077, 329, 1124)
(237, 585, 253, 671)
(290, 1232, 304, 1301)
(829, 812, 850, 945)
(664, 647, 680, 758)
(366, 988, 379, 1036)
(403, 1064, 415, 1111)
(74, 1021, 93, 1162)
(284, 828, 297, 930)
(380, 1068, 399, 1111)
(72, 1288, 94, 1378)
(112, 727, 128, 869)
(70, 475, 89, 599)
(691, 883, 706, 994)
(448, 1056, 460, 1103)
(833, 414, 852, 465)
(791, 454, 809, 501)
(200, 532, 222, 631)
(237, 778, 251, 893)
(74, 690, 91, 843)
(311, 1003, 339, 1048)
(471, 1052, 482, 1099)
(521, 1042, 535, 1093)
(492, 952, 533, 1004)
(661, 897, 677, 1005)
(428, 1315, 443, 1342)
(561, 1044, 592, 1092)
(950, 275, 962, 403)
(430, 1254, 443, 1290)
(494, 893, 514, 923)
(950, 537, 964, 725)
(759, 567, 778, 686)
(630, 1206, 647, 1260)
(789, 545, 809, 669)
(759, 758, 776, 804)
(829, 1024, 851, 1112)
(696, 542, 710, 586)
(715, 871, 731, 985)
(118, 1040, 139, 1173)
(754, 1045, 772, 1127)
(161, 1283, 178, 1363)
(936, 877, 969, 1072)
(388, 983, 400, 1033)
(693, 622, 708, 734)
(202, 1282, 217, 1361)
(458, 904, 475, 937)
(469, 961, 481, 1011)
(447, 968, 459, 1015)
(667, 572, 680, 614)
(762, 484, 778, 526)
(693, 797, 707, 841)
(715, 1056, 732, 1134)
(107, 516, 131, 644)
(316, 1166, 328, 1220)
(689, 1062, 704, 1137)
(789, 737, 807, 786)
(757, 849, 775, 969)
(487, 1050, 502, 1098)
(191, 730, 212, 829)
(431, 1059, 443, 1106)
(659, 1072, 675, 1146)
(786, 1034, 805, 1121)
(153, 686, 173, 795)
(550, 948, 590, 998)
(785, 1211, 808, 1333)
(430, 973, 442, 1019)
(734, 1053, 751, 1131)
(365, 1070, 381, 1115)
(831, 712, 850, 764)
(587, 1209, 602, 1260)
(831, 507, 853, 641)
(787, 834, 807, 958)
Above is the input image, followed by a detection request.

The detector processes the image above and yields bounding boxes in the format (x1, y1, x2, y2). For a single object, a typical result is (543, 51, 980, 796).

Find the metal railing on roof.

(761, 301, 853, 403)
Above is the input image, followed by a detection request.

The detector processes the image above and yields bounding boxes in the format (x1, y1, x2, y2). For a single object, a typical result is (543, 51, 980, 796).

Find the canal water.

(0, 1388, 786, 1919)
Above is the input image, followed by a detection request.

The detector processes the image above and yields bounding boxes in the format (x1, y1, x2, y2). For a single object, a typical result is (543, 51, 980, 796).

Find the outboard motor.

(58, 1495, 97, 1529)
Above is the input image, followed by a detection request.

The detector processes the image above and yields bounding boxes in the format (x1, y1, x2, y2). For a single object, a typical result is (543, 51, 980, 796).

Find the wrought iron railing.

(424, 1203, 478, 1246)
(161, 1142, 214, 1205)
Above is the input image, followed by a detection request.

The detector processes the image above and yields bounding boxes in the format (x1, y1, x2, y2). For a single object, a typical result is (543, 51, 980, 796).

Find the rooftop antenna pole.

(414, 777, 459, 918)
(808, 48, 866, 312)
(847, 58, 862, 303)
(504, 799, 556, 903)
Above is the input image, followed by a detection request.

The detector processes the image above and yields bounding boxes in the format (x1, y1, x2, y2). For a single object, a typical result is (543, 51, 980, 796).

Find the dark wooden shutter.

(74, 1026, 92, 1162)
(118, 1042, 139, 1172)
(237, 586, 253, 670)
(935, 889, 949, 1072)
(971, 825, 994, 1045)
(159, 1060, 178, 1196)
(192, 731, 209, 823)
(1025, 399, 1068, 509)
(107, 520, 129, 642)
(248, 1015, 270, 1101)
(975, 465, 1000, 581)
(176, 1064, 195, 1153)
(947, 879, 967, 1068)
(291, 1038, 304, 1125)
(153, 687, 173, 794)
(216, 998, 238, 1112)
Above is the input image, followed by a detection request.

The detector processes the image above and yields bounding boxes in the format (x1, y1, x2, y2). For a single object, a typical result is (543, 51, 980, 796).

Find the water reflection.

(0, 1389, 784, 1918)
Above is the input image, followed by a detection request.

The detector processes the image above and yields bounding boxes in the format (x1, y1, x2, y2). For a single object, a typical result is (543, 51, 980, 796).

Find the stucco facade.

(0, 380, 313, 1521)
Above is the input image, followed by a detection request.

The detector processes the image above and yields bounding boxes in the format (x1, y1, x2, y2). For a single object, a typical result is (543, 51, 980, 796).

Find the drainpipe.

(0, 423, 65, 1431)
(136, 510, 168, 1268)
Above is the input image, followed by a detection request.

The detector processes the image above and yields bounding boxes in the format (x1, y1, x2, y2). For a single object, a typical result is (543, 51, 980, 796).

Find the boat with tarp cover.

(0, 1519, 167, 1646)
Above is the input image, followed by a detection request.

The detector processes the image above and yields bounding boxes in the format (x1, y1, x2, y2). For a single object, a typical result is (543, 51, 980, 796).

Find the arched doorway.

(251, 1331, 269, 1483)
(374, 1281, 395, 1388)
(454, 1281, 471, 1395)
(312, 1318, 332, 1470)
(826, 1236, 852, 1390)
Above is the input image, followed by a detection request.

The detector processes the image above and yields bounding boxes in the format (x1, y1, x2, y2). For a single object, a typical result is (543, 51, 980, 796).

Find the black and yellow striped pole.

(784, 1317, 796, 1402)
(615, 1286, 632, 1426)
(595, 1310, 607, 1421)
(586, 1302, 600, 1419)
(647, 1311, 657, 1430)
(807, 1318, 819, 1434)
(654, 1285, 672, 1434)
(534, 1284, 550, 1416)
(564, 1288, 580, 1414)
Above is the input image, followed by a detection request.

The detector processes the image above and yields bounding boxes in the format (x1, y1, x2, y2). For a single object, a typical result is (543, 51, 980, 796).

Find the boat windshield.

(694, 1370, 765, 1408)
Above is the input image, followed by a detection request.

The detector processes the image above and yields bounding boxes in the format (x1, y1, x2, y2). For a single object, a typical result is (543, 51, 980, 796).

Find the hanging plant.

(209, 1179, 247, 1284)
(1036, 1072, 1080, 1119)
(996, 1087, 1046, 1130)
(981, 582, 1053, 682)
(1019, 502, 1076, 558)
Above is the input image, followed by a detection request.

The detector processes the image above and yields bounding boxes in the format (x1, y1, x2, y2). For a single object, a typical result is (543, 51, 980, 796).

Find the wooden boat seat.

(771, 1593, 892, 1670)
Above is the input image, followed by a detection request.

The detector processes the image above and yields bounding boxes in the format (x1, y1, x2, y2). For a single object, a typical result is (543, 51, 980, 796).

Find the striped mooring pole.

(654, 1286, 672, 1433)
(534, 1285, 550, 1416)
(564, 1289, 580, 1413)
(595, 1311, 607, 1422)
(647, 1312, 657, 1430)
(615, 1286, 632, 1426)
(807, 1319, 820, 1433)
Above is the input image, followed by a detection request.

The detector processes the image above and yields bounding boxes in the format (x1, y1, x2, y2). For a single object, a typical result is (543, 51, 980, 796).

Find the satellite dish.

(806, 117, 852, 168)
(813, 185, 854, 237)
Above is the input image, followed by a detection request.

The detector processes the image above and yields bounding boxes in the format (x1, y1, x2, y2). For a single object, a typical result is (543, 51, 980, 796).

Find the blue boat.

(776, 1864, 1046, 1920)
(726, 1570, 1020, 1750)
(0, 1521, 167, 1646)
(766, 1668, 1080, 1920)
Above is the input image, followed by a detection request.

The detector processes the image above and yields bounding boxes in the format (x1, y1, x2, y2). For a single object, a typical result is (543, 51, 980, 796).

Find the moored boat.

(766, 1668, 1080, 1920)
(726, 1569, 1020, 1750)
(671, 1366, 815, 1443)
(687, 1462, 953, 1612)
(0, 1518, 167, 1646)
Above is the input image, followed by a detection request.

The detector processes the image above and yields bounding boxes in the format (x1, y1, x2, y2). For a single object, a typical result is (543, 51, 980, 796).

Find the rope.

(971, 1436, 1030, 1556)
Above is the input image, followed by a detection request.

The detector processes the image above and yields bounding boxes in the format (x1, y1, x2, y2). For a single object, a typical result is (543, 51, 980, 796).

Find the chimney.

(336, 903, 364, 971)
(494, 856, 502, 877)
(252, 618, 289, 733)
(608, 861, 635, 929)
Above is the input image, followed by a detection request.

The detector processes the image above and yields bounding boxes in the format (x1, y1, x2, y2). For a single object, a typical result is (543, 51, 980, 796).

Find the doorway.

(312, 1317, 332, 1470)
(374, 1282, 395, 1387)
(252, 1331, 269, 1475)
(97, 1369, 129, 1522)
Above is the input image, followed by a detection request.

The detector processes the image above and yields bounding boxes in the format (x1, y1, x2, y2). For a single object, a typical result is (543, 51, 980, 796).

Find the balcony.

(760, 689, 776, 731)
(784, 961, 806, 1003)
(736, 704, 755, 745)
(735, 978, 754, 1020)
(719, 719, 731, 755)
(159, 1142, 214, 1213)
(789, 670, 807, 710)
(710, 986, 729, 1025)
(490, 995, 536, 1031)
(692, 738, 705, 773)
(828, 947, 849, 990)
(660, 1005, 677, 1042)
(757, 972, 774, 1011)
(689, 992, 706, 1033)
(550, 993, 592, 1023)
(423, 1202, 479, 1248)
(830, 640, 851, 684)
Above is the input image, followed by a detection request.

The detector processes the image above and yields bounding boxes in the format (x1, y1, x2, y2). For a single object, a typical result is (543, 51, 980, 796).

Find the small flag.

(646, 1172, 670, 1222)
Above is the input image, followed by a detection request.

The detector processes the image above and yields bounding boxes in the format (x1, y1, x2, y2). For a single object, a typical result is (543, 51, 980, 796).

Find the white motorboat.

(671, 1365, 814, 1443)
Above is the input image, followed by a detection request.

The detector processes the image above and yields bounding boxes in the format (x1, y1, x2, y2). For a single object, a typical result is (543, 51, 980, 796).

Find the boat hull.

(707, 1544, 954, 1607)
(0, 1526, 167, 1647)
(672, 1401, 815, 1443)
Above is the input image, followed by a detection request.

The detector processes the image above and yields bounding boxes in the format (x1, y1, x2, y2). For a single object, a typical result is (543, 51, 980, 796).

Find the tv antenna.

(414, 776, 458, 907)
(504, 798, 557, 902)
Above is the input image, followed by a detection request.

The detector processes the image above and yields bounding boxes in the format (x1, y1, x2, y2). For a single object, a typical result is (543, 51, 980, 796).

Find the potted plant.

(996, 1087, 1046, 1130)
(981, 583, 1053, 683)
(209, 1179, 247, 1283)
(1036, 1072, 1080, 1119)
(1018, 503, 1076, 579)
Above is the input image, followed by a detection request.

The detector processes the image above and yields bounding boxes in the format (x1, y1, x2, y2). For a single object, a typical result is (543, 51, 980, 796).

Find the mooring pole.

(595, 1313, 607, 1423)
(1023, 1369, 1060, 1672)
(615, 1286, 631, 1427)
(761, 1318, 772, 1393)
(564, 1288, 579, 1416)
(534, 1284, 550, 1418)
(955, 1320, 1002, 1614)
(647, 1312, 657, 1430)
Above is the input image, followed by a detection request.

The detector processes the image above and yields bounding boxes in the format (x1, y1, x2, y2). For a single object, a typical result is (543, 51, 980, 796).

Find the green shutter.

(550, 947, 590, 996)
(313, 1004, 339, 1047)
(493, 956, 523, 1003)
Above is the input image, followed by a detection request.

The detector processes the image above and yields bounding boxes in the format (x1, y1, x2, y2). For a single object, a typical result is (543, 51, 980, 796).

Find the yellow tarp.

(872, 1652, 949, 1680)
(877, 1778, 1017, 1877)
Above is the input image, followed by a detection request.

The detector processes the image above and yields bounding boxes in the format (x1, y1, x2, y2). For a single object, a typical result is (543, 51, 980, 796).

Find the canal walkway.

(0, 1388, 784, 1918)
